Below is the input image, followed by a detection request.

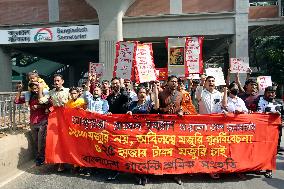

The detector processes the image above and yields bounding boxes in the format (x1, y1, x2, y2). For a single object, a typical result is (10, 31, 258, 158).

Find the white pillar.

(170, 0, 182, 14)
(0, 48, 12, 92)
(48, 0, 59, 22)
(229, 0, 249, 84)
(85, 0, 136, 80)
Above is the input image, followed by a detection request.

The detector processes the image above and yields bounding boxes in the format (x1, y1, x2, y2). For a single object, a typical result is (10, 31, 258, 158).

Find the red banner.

(46, 108, 280, 175)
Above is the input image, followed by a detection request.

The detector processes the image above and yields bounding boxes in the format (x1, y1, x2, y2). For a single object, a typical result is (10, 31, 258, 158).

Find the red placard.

(46, 107, 280, 175)
(156, 68, 168, 81)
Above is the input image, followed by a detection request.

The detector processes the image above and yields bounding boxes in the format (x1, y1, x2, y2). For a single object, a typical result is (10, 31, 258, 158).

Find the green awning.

(12, 59, 64, 76)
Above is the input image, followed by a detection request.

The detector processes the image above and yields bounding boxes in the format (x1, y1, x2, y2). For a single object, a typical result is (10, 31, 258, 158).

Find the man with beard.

(101, 80, 111, 100)
(257, 86, 283, 148)
(107, 77, 131, 114)
(158, 75, 183, 184)
(258, 86, 283, 174)
(238, 79, 260, 112)
(105, 77, 131, 181)
(39, 74, 69, 107)
(38, 74, 69, 172)
(15, 82, 50, 166)
(158, 75, 183, 116)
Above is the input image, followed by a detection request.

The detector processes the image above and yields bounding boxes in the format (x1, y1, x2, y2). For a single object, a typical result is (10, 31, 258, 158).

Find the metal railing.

(0, 92, 29, 134)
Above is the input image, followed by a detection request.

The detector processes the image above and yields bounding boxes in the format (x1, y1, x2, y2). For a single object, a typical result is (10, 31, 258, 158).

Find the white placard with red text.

(230, 57, 250, 73)
(205, 67, 226, 86)
(89, 63, 104, 79)
(185, 37, 204, 76)
(113, 41, 137, 80)
(257, 76, 272, 95)
(135, 43, 157, 83)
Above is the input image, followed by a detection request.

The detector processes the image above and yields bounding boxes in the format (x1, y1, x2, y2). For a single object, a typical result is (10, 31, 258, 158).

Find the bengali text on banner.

(45, 107, 280, 175)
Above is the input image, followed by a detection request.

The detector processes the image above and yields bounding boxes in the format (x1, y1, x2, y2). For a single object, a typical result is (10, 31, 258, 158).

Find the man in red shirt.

(15, 82, 50, 166)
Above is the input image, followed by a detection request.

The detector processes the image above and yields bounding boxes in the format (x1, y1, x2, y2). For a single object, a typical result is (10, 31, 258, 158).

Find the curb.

(0, 131, 34, 185)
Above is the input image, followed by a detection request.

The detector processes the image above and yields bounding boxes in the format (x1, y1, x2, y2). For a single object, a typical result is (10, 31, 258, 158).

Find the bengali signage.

(135, 43, 157, 83)
(185, 37, 204, 75)
(113, 41, 137, 80)
(0, 25, 99, 44)
(230, 57, 250, 73)
(45, 107, 280, 175)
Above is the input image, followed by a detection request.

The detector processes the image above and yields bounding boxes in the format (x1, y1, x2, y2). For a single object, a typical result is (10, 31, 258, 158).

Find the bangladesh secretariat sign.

(0, 25, 99, 44)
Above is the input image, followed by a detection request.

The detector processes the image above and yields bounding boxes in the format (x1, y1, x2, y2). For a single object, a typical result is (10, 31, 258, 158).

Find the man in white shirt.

(196, 76, 224, 114)
(195, 75, 224, 179)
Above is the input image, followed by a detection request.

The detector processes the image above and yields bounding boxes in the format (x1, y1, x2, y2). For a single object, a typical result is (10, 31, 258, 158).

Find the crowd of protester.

(14, 70, 283, 185)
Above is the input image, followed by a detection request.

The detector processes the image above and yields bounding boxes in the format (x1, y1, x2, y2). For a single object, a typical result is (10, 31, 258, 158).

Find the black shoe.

(237, 173, 247, 180)
(174, 176, 182, 185)
(142, 177, 148, 186)
(71, 167, 80, 175)
(264, 170, 272, 178)
(35, 158, 44, 166)
(278, 147, 284, 152)
(137, 176, 148, 186)
(137, 178, 142, 185)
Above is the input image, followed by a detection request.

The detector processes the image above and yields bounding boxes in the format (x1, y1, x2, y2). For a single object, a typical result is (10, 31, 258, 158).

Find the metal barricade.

(0, 92, 29, 134)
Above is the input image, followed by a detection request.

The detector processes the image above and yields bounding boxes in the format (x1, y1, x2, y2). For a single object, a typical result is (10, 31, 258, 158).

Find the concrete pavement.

(0, 153, 283, 189)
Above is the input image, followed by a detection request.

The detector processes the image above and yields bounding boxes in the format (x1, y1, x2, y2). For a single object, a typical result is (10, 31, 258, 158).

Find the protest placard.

(185, 37, 203, 75)
(257, 76, 272, 95)
(113, 41, 137, 80)
(230, 57, 249, 73)
(89, 62, 104, 79)
(205, 67, 226, 86)
(135, 43, 157, 83)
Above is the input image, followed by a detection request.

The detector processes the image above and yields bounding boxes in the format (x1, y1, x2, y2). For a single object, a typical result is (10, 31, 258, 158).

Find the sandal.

(237, 173, 247, 180)
(174, 176, 182, 185)
(210, 173, 220, 179)
(57, 164, 65, 172)
(264, 170, 272, 178)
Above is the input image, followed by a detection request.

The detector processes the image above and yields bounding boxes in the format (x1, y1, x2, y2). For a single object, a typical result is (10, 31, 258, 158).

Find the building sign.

(0, 25, 99, 44)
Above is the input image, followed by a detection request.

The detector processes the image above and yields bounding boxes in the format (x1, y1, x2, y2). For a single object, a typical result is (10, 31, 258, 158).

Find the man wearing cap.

(257, 85, 283, 178)
(238, 79, 260, 112)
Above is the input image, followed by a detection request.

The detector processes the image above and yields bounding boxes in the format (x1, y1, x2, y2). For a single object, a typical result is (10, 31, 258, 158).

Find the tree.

(250, 36, 284, 85)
